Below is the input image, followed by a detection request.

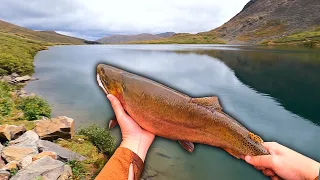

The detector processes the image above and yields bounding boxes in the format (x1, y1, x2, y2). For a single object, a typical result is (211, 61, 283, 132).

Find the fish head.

(96, 64, 125, 98)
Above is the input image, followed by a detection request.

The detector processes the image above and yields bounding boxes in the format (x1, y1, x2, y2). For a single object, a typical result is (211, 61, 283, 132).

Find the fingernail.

(245, 156, 251, 162)
(107, 94, 114, 101)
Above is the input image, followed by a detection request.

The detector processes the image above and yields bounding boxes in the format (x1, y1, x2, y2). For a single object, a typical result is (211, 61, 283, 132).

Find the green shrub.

(0, 97, 14, 118)
(17, 96, 51, 120)
(10, 168, 18, 176)
(0, 82, 13, 118)
(0, 68, 8, 75)
(78, 125, 116, 155)
(67, 160, 86, 179)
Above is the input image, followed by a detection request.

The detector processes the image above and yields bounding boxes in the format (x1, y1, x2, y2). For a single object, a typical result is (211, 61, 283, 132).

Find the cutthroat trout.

(96, 64, 269, 158)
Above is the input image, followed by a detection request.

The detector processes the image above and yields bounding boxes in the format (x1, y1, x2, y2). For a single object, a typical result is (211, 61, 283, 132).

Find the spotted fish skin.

(97, 64, 269, 158)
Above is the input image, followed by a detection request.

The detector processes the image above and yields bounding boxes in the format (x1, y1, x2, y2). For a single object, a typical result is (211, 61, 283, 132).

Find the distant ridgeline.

(0, 20, 99, 45)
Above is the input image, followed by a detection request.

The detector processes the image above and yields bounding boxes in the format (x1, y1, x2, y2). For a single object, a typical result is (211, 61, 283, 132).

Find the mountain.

(97, 32, 175, 44)
(0, 20, 87, 44)
(212, 0, 320, 44)
(136, 0, 320, 46)
(156, 32, 176, 38)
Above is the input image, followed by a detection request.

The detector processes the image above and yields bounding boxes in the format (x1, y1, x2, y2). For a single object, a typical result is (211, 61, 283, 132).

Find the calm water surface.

(25, 45, 320, 180)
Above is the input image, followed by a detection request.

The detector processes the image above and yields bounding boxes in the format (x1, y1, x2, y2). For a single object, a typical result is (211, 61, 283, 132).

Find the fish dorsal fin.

(249, 132, 264, 144)
(191, 96, 222, 111)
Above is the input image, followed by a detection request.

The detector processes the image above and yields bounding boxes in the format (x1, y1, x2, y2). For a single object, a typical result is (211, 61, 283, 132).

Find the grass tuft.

(56, 135, 109, 179)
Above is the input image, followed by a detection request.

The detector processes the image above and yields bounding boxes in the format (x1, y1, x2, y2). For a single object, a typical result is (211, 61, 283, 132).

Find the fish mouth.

(96, 74, 109, 95)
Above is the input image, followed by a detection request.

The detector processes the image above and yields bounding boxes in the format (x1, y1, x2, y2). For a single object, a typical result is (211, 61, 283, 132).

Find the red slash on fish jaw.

(97, 74, 109, 94)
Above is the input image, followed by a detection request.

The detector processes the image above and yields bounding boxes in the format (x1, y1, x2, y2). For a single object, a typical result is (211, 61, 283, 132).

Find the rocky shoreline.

(0, 73, 39, 86)
(0, 73, 92, 179)
(0, 116, 83, 179)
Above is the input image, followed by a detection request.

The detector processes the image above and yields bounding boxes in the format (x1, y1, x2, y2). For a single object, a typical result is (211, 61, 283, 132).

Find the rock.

(8, 125, 26, 140)
(14, 75, 31, 83)
(0, 125, 26, 142)
(0, 125, 12, 142)
(57, 165, 72, 180)
(0, 143, 3, 152)
(0, 157, 6, 169)
(34, 116, 75, 140)
(2, 146, 38, 162)
(1, 76, 12, 83)
(0, 170, 10, 180)
(10, 156, 72, 180)
(32, 151, 57, 161)
(30, 77, 39, 81)
(37, 140, 86, 161)
(1, 161, 18, 171)
(19, 94, 28, 98)
(17, 156, 32, 169)
(11, 73, 19, 78)
(16, 90, 26, 96)
(9, 130, 39, 150)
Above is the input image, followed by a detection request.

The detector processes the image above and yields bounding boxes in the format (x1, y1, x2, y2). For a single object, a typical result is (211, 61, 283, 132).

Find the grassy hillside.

(0, 20, 85, 45)
(130, 32, 225, 44)
(0, 32, 49, 76)
(265, 26, 320, 47)
(97, 32, 175, 44)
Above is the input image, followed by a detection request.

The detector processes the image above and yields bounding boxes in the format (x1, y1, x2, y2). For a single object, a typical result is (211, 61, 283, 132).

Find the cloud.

(0, 0, 249, 40)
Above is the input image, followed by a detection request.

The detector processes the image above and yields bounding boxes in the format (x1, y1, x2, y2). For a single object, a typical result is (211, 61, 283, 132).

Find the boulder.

(2, 146, 38, 162)
(57, 165, 72, 180)
(0, 157, 5, 169)
(10, 156, 72, 180)
(1, 76, 12, 83)
(32, 151, 57, 161)
(34, 116, 75, 140)
(0, 170, 10, 180)
(8, 125, 26, 140)
(14, 75, 31, 83)
(0, 125, 26, 142)
(0, 143, 3, 152)
(17, 156, 32, 169)
(11, 73, 19, 78)
(1, 160, 18, 171)
(37, 140, 86, 161)
(9, 130, 39, 150)
(0, 125, 12, 142)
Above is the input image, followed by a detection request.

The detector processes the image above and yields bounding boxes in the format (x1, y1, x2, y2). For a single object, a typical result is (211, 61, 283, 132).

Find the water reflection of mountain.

(193, 49, 320, 126)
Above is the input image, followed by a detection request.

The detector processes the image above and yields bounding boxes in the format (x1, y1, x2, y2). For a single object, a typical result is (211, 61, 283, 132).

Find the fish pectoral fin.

(178, 141, 195, 153)
(224, 148, 241, 159)
(191, 96, 222, 111)
(109, 119, 118, 129)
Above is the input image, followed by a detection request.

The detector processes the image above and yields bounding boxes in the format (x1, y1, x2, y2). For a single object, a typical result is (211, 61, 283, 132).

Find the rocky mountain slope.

(97, 32, 175, 44)
(0, 20, 86, 45)
(137, 0, 320, 45)
(213, 0, 320, 44)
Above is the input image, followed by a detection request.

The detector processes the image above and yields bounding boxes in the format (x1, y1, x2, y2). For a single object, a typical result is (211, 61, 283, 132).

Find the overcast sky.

(0, 0, 249, 40)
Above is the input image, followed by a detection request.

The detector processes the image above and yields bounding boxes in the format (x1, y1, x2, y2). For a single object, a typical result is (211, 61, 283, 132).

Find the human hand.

(245, 142, 320, 180)
(107, 94, 155, 162)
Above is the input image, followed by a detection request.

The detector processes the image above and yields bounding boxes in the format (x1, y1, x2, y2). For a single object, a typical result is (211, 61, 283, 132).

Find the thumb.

(245, 155, 274, 169)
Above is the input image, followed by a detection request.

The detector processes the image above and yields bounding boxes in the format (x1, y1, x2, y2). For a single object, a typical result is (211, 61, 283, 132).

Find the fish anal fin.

(249, 132, 264, 144)
(109, 119, 118, 129)
(191, 96, 222, 111)
(224, 148, 241, 159)
(178, 141, 194, 153)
